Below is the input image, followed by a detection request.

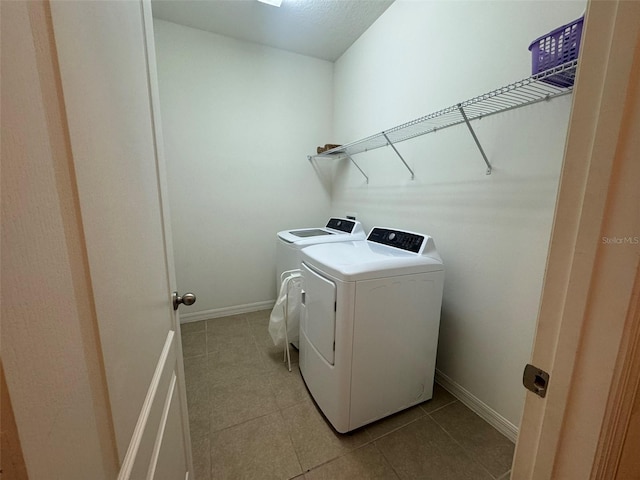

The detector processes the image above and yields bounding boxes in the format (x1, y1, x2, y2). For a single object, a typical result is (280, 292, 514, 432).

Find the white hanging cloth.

(268, 269, 302, 349)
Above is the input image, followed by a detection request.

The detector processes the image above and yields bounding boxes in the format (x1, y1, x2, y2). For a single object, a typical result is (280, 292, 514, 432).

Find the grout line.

(422, 398, 458, 416)
(372, 438, 402, 480)
(428, 414, 497, 479)
(278, 385, 382, 475)
(365, 414, 426, 443)
(205, 325, 282, 436)
(248, 318, 266, 355)
(301, 440, 377, 475)
(289, 411, 425, 474)
(207, 400, 280, 435)
(183, 351, 207, 361)
(205, 381, 212, 480)
(277, 408, 305, 477)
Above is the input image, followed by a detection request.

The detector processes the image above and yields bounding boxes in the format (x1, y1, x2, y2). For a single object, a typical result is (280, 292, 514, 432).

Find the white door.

(49, 1, 193, 478)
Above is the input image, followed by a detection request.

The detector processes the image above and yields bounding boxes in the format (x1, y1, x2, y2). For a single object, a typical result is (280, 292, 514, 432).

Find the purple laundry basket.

(528, 16, 584, 87)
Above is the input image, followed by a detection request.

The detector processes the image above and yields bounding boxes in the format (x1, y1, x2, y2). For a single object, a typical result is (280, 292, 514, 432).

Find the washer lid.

(289, 229, 333, 238)
(301, 234, 444, 282)
(277, 218, 365, 245)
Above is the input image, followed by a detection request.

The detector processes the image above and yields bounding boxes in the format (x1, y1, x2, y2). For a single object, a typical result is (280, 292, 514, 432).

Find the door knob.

(173, 291, 196, 311)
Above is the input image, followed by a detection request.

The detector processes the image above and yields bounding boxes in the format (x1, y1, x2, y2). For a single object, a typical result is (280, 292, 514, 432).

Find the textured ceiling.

(151, 0, 394, 62)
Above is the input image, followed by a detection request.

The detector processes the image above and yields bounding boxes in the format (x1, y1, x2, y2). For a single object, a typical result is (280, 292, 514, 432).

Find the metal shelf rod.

(346, 154, 369, 183)
(382, 132, 415, 179)
(458, 104, 492, 175)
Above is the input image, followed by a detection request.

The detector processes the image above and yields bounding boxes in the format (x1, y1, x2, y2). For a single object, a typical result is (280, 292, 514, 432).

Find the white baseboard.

(180, 300, 275, 324)
(435, 369, 519, 443)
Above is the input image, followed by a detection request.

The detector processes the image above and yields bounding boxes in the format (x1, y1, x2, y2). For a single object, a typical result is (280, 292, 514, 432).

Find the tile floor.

(181, 310, 514, 480)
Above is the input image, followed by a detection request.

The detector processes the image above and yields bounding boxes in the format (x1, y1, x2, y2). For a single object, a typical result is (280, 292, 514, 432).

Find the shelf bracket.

(458, 104, 492, 175)
(382, 132, 415, 179)
(345, 154, 369, 184)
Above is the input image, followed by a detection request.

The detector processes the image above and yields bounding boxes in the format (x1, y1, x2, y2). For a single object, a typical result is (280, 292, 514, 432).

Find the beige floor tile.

(251, 320, 279, 348)
(209, 412, 302, 480)
(185, 371, 208, 404)
(249, 313, 303, 363)
(376, 416, 493, 480)
(365, 404, 425, 441)
(420, 383, 457, 414)
(184, 354, 208, 381)
(207, 343, 266, 385)
(268, 366, 310, 410)
(282, 401, 369, 471)
(183, 351, 210, 441)
(245, 309, 271, 322)
(247, 313, 269, 328)
(181, 330, 207, 359)
(208, 360, 267, 386)
(209, 374, 279, 432)
(185, 379, 209, 441)
(181, 320, 206, 334)
(206, 314, 248, 334)
(191, 434, 211, 480)
(430, 402, 514, 478)
(188, 402, 209, 442)
(497, 470, 511, 480)
(206, 318, 253, 354)
(206, 331, 253, 353)
(260, 343, 299, 372)
(304, 444, 399, 480)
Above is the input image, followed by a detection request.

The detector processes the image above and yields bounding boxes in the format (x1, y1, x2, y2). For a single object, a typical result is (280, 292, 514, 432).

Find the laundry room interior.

(151, 0, 586, 478)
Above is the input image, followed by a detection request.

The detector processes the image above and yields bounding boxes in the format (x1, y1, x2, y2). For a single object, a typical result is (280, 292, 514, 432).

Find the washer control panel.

(326, 218, 356, 233)
(367, 228, 425, 253)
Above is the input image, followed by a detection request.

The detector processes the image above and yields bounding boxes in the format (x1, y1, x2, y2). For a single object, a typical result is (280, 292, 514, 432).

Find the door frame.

(512, 0, 640, 477)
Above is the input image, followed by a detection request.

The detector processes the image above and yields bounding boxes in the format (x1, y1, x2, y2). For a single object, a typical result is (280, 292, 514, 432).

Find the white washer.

(275, 218, 365, 347)
(276, 217, 365, 284)
(299, 227, 444, 433)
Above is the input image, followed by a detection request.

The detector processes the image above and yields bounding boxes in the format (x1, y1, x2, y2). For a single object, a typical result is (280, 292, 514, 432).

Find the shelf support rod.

(458, 104, 492, 175)
(345, 154, 369, 184)
(382, 132, 415, 179)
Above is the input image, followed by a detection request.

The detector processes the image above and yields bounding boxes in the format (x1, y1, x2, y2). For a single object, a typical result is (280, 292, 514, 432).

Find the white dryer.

(299, 227, 444, 433)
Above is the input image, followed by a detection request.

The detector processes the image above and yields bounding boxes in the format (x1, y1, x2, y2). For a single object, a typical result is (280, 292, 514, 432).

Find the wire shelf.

(310, 60, 577, 176)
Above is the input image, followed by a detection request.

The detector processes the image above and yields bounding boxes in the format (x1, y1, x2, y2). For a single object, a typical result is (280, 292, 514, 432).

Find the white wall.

(331, 0, 586, 430)
(153, 19, 333, 317)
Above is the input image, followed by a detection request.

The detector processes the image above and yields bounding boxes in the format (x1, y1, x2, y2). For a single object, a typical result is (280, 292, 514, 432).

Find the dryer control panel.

(367, 228, 424, 253)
